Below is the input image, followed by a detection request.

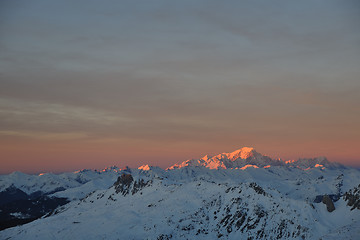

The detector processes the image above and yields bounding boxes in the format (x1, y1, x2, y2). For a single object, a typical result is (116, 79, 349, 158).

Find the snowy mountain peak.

(138, 165, 151, 171)
(226, 147, 257, 160)
(200, 147, 258, 161)
(168, 147, 277, 170)
(167, 147, 343, 171)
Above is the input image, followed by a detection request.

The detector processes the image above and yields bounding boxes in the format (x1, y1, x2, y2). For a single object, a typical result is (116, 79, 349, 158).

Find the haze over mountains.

(0, 147, 359, 239)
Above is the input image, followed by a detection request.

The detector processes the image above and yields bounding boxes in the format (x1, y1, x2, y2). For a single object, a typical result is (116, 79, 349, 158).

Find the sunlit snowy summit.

(1, 147, 359, 239)
(168, 147, 340, 170)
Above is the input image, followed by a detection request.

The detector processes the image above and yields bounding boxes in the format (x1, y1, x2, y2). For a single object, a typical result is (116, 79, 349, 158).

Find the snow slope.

(1, 148, 359, 239)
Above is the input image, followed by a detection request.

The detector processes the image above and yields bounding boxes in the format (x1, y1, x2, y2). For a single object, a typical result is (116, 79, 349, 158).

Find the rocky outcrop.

(114, 174, 134, 195)
(249, 182, 269, 197)
(343, 184, 360, 210)
(132, 179, 150, 195)
(113, 174, 151, 196)
(322, 195, 335, 212)
(314, 194, 340, 203)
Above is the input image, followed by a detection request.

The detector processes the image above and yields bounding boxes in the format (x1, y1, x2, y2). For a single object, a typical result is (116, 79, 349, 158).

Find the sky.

(1, 0, 360, 174)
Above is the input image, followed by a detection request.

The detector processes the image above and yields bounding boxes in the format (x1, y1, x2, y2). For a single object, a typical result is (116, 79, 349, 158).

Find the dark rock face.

(114, 174, 134, 195)
(132, 179, 149, 195)
(322, 195, 335, 212)
(343, 184, 360, 210)
(113, 174, 152, 196)
(314, 194, 340, 203)
(157, 234, 172, 240)
(249, 182, 269, 196)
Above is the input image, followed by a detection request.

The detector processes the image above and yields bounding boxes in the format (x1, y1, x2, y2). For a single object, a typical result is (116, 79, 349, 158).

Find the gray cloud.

(0, 0, 359, 171)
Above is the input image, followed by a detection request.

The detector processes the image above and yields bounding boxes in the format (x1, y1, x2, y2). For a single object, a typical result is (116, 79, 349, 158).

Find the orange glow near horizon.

(1, 133, 359, 174)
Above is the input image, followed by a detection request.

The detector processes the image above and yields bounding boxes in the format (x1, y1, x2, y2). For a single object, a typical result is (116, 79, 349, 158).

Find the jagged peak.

(200, 147, 258, 162)
(169, 147, 272, 170)
(201, 155, 212, 161)
(100, 166, 121, 173)
(74, 169, 93, 174)
(138, 165, 151, 171)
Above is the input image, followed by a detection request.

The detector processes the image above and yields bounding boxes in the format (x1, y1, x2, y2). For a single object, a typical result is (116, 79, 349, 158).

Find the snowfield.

(1, 148, 359, 239)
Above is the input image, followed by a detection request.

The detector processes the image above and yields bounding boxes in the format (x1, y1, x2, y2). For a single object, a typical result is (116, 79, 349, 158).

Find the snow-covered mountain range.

(167, 147, 341, 170)
(1, 147, 359, 239)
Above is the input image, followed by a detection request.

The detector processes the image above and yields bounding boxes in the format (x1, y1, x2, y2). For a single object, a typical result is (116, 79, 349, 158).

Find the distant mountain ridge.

(167, 147, 343, 170)
(0, 147, 345, 197)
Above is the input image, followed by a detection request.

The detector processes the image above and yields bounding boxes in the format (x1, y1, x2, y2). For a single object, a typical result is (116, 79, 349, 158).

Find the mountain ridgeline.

(167, 147, 339, 170)
(0, 147, 359, 239)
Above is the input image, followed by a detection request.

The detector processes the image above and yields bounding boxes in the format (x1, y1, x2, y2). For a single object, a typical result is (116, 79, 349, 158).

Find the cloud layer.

(1, 0, 359, 173)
